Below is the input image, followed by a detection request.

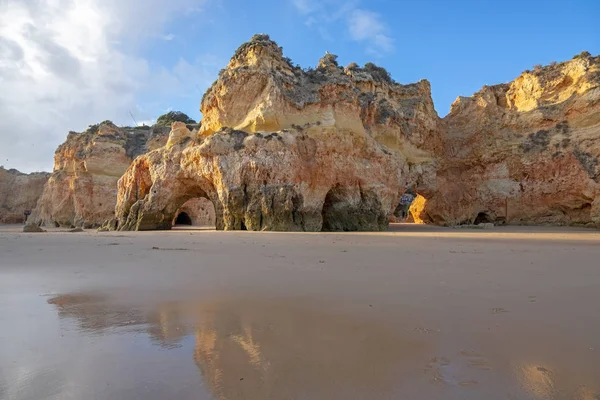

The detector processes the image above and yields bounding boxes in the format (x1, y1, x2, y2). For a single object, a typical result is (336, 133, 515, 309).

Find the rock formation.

(0, 167, 50, 224)
(30, 121, 172, 228)
(114, 35, 599, 231)
(12, 34, 594, 231)
(414, 53, 600, 227)
(23, 224, 46, 233)
(114, 34, 439, 231)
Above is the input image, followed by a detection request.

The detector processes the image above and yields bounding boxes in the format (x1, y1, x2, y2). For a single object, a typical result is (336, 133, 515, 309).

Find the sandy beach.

(0, 223, 599, 400)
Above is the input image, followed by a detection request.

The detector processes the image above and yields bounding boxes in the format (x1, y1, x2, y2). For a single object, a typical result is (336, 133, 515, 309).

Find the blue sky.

(1, 0, 598, 171)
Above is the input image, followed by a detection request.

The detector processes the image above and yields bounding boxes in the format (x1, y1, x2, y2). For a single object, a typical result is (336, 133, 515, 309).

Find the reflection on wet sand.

(191, 299, 429, 399)
(47, 294, 426, 399)
(520, 364, 556, 399)
(518, 363, 599, 400)
(46, 293, 600, 400)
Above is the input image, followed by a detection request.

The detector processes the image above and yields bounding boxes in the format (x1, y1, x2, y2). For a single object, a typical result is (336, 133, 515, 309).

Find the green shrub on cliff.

(364, 62, 393, 84)
(573, 51, 591, 59)
(155, 111, 196, 127)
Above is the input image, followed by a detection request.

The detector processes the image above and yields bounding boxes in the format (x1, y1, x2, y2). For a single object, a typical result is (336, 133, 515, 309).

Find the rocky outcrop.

(30, 122, 171, 228)
(23, 224, 46, 233)
(14, 33, 591, 231)
(414, 54, 600, 227)
(0, 167, 50, 224)
(114, 34, 440, 231)
(115, 36, 599, 231)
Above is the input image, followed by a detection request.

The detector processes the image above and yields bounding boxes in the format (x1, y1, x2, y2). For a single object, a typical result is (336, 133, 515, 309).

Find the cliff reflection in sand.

(47, 294, 425, 399)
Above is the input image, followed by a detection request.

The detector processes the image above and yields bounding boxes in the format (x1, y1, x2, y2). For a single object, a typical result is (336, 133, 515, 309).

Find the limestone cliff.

(415, 54, 600, 227)
(30, 122, 171, 228)
(115, 36, 600, 231)
(114, 34, 439, 231)
(0, 167, 50, 224)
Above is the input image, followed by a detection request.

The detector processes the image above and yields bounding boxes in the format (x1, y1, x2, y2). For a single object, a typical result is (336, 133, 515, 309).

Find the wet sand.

(0, 223, 599, 400)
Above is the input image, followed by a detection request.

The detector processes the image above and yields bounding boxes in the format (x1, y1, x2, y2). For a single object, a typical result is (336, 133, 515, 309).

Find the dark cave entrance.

(174, 212, 192, 226)
(321, 186, 384, 231)
(474, 212, 492, 224)
(321, 187, 346, 232)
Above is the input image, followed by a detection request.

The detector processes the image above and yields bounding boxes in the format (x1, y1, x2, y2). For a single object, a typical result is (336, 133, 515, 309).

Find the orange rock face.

(30, 122, 170, 228)
(114, 36, 599, 231)
(415, 55, 600, 227)
(0, 167, 50, 224)
(114, 35, 439, 231)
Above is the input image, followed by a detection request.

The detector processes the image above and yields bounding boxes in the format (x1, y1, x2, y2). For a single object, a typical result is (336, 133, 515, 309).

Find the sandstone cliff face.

(0, 167, 50, 224)
(110, 35, 600, 230)
(114, 35, 438, 231)
(414, 54, 600, 227)
(30, 122, 170, 228)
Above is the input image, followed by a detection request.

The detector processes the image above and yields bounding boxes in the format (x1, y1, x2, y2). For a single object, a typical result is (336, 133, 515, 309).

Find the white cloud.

(292, 0, 318, 15)
(290, 0, 393, 55)
(162, 33, 176, 41)
(0, 0, 213, 172)
(347, 9, 394, 55)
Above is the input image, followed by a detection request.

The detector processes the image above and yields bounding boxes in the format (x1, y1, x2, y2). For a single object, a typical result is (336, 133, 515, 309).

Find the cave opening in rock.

(321, 186, 384, 232)
(321, 187, 347, 232)
(172, 197, 217, 228)
(391, 187, 431, 225)
(474, 212, 492, 224)
(174, 212, 192, 225)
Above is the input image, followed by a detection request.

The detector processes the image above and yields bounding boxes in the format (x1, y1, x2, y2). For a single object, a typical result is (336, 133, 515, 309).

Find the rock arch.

(115, 157, 222, 231)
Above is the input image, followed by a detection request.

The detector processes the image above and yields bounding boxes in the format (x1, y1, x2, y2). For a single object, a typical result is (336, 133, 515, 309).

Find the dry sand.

(0, 223, 599, 400)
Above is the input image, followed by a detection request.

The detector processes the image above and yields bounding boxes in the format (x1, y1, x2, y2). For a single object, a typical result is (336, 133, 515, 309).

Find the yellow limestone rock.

(415, 54, 600, 227)
(30, 122, 171, 228)
(115, 34, 440, 231)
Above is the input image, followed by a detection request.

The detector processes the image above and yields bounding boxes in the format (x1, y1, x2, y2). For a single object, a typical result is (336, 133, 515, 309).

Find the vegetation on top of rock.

(85, 120, 114, 135)
(250, 33, 272, 43)
(282, 56, 294, 66)
(573, 51, 591, 59)
(346, 62, 359, 71)
(363, 62, 393, 84)
(156, 111, 196, 127)
(232, 33, 283, 61)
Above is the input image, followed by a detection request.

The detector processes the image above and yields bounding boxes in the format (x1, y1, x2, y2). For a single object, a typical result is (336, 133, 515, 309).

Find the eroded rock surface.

(414, 54, 600, 227)
(30, 122, 171, 228)
(115, 35, 439, 231)
(0, 167, 50, 224)
(174, 198, 216, 226)
(115, 36, 599, 231)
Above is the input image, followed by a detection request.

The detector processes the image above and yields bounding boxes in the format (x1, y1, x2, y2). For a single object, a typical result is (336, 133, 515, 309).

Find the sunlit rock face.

(30, 122, 171, 228)
(0, 167, 50, 224)
(114, 35, 440, 231)
(415, 54, 600, 227)
(113, 35, 599, 230)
